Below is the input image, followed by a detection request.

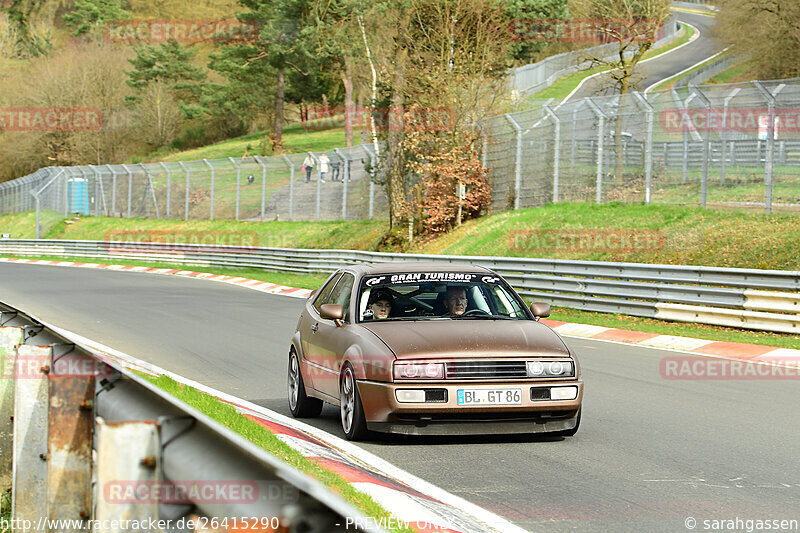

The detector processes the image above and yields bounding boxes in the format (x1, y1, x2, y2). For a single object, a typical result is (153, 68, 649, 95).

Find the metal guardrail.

(0, 300, 377, 532)
(0, 239, 798, 333)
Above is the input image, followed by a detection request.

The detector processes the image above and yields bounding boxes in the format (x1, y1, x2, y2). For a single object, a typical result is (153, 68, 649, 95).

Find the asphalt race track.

(2, 263, 799, 531)
(569, 10, 723, 99)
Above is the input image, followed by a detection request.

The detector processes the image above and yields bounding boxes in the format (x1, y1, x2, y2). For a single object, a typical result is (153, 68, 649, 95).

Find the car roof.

(346, 262, 493, 276)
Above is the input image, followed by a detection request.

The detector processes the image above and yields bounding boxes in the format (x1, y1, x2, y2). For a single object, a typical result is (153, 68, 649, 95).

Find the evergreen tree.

(63, 0, 131, 37)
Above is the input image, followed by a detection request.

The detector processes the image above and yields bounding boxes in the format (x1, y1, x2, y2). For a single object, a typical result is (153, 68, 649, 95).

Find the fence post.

(30, 191, 40, 238)
(204, 159, 215, 220)
(122, 164, 133, 218)
(362, 144, 376, 218)
(691, 85, 711, 208)
(720, 88, 740, 185)
(587, 99, 606, 204)
(229, 157, 242, 221)
(311, 153, 321, 220)
(634, 91, 655, 204)
(160, 162, 172, 218)
(336, 148, 348, 219)
(754, 80, 778, 215)
(0, 326, 24, 492)
(543, 105, 561, 203)
(90, 165, 107, 216)
(503, 114, 523, 210)
(106, 165, 118, 216)
(13, 344, 51, 521)
(255, 156, 267, 221)
(179, 161, 190, 220)
(280, 154, 294, 221)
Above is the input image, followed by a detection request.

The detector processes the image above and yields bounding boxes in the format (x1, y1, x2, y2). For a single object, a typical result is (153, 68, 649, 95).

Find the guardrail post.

(256, 156, 268, 220)
(95, 419, 161, 524)
(160, 162, 172, 218)
(0, 326, 24, 492)
(720, 88, 740, 185)
(47, 349, 95, 524)
(691, 85, 711, 208)
(179, 161, 190, 220)
(586, 99, 606, 204)
(754, 80, 778, 215)
(543, 105, 561, 203)
(13, 344, 51, 522)
(229, 157, 242, 221)
(634, 92, 655, 204)
(280, 154, 294, 221)
(336, 149, 348, 219)
(362, 144, 376, 218)
(203, 159, 215, 220)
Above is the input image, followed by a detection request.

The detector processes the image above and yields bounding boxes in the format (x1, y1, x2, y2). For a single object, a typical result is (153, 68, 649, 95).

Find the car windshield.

(357, 272, 529, 322)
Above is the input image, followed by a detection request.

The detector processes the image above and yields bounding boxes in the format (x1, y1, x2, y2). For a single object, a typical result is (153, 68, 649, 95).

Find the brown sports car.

(287, 263, 582, 440)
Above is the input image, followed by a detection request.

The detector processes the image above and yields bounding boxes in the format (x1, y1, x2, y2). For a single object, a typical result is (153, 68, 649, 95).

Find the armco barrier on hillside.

(0, 239, 797, 333)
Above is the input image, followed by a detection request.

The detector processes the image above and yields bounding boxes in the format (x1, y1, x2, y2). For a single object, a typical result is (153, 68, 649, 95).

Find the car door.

(300, 272, 341, 391)
(306, 272, 356, 399)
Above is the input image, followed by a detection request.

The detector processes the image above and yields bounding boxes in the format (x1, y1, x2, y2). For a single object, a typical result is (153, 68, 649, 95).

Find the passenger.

(442, 286, 468, 316)
(366, 290, 394, 320)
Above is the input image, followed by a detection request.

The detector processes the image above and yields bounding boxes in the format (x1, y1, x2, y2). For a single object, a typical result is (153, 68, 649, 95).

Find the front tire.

(288, 350, 323, 418)
(340, 365, 369, 441)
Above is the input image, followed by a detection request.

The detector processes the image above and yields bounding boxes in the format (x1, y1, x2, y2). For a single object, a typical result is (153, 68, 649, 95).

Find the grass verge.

(2, 254, 798, 351)
(144, 375, 413, 533)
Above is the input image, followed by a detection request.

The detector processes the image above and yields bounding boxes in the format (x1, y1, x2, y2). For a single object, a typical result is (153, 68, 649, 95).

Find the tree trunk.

(386, 48, 408, 230)
(341, 60, 355, 147)
(272, 66, 285, 151)
(614, 77, 630, 182)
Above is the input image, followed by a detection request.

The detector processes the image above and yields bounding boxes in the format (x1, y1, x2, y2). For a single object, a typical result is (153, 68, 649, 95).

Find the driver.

(442, 286, 468, 316)
(366, 290, 393, 320)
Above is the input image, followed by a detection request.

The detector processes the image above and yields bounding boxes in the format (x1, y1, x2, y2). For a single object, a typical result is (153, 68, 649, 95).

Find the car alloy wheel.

(287, 350, 323, 418)
(340, 365, 368, 440)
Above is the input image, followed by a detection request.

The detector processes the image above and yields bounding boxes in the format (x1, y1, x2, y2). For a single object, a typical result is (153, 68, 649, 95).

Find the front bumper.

(357, 379, 582, 436)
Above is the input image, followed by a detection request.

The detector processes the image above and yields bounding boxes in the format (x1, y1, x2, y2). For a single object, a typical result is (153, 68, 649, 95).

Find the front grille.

(445, 361, 528, 380)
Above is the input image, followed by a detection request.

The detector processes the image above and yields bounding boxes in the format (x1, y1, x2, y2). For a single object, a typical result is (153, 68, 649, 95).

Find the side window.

(313, 273, 342, 313)
(327, 273, 355, 321)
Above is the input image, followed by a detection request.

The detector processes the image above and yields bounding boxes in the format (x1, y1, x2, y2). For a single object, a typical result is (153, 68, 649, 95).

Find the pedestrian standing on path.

(319, 153, 329, 183)
(302, 152, 315, 183)
(331, 153, 341, 181)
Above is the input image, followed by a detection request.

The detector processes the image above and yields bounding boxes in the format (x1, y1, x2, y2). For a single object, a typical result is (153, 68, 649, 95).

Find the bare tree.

(714, 0, 800, 80)
(572, 0, 672, 179)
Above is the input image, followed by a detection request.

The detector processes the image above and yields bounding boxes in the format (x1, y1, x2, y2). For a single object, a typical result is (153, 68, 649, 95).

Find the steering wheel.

(462, 309, 490, 316)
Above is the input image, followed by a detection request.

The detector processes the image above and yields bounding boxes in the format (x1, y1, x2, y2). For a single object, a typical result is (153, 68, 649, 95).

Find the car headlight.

(394, 362, 444, 380)
(526, 360, 574, 378)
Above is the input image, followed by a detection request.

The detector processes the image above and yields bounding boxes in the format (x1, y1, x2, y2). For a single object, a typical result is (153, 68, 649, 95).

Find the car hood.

(361, 319, 570, 359)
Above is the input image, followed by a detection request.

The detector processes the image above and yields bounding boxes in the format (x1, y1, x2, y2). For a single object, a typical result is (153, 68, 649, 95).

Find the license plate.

(457, 388, 522, 406)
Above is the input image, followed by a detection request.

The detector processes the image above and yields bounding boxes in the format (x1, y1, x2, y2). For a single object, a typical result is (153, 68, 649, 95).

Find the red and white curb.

(541, 319, 800, 366)
(4, 256, 797, 366)
(38, 323, 526, 533)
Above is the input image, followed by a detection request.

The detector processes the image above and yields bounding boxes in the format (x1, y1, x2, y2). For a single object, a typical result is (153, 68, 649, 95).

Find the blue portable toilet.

(67, 177, 89, 215)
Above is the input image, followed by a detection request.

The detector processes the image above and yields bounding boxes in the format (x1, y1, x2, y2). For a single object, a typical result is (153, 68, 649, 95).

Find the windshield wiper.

(450, 315, 518, 320)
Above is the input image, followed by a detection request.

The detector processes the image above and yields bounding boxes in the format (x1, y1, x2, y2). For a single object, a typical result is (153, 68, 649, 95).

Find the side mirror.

(320, 303, 344, 324)
(308, 289, 317, 300)
(530, 302, 551, 320)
